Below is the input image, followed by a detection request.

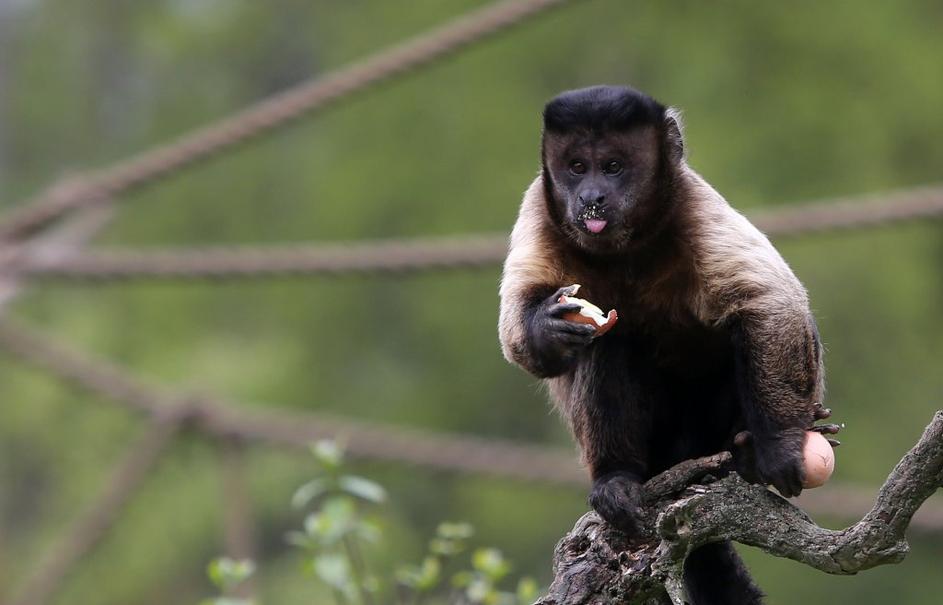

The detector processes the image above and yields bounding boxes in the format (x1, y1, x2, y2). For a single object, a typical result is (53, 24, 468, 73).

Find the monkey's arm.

(691, 189, 825, 497)
(732, 301, 824, 496)
(498, 179, 595, 378)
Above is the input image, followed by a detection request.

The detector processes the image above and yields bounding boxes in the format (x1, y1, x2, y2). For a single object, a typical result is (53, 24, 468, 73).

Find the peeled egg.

(802, 431, 835, 488)
(558, 285, 618, 337)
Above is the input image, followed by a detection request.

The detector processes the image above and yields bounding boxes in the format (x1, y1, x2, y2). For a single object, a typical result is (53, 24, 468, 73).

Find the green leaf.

(465, 576, 492, 604)
(304, 512, 327, 537)
(395, 556, 442, 593)
(207, 557, 255, 591)
(310, 440, 344, 470)
(285, 530, 318, 550)
(321, 496, 357, 526)
(303, 496, 358, 546)
(313, 553, 354, 591)
(429, 537, 464, 556)
(451, 571, 473, 588)
(472, 549, 510, 582)
(355, 519, 382, 543)
(436, 521, 474, 540)
(395, 566, 421, 588)
(516, 577, 539, 605)
(431, 521, 473, 555)
(493, 591, 518, 605)
(303, 512, 341, 546)
(338, 475, 387, 503)
(416, 556, 442, 591)
(291, 478, 330, 509)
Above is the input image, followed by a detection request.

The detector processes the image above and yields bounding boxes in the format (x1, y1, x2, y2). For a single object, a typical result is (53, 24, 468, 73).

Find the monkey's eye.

(569, 160, 587, 175)
(602, 160, 623, 176)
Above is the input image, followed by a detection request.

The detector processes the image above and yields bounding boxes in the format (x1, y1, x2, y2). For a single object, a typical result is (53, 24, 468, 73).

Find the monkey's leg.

(683, 541, 764, 605)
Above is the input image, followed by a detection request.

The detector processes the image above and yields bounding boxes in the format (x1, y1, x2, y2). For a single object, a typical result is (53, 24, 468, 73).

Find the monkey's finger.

(774, 472, 803, 499)
(546, 302, 586, 318)
(557, 332, 597, 349)
(810, 423, 842, 435)
(547, 324, 595, 346)
(549, 318, 598, 335)
(790, 467, 805, 497)
(813, 405, 832, 420)
(827, 439, 841, 448)
(771, 480, 791, 498)
(763, 461, 804, 498)
(551, 285, 581, 302)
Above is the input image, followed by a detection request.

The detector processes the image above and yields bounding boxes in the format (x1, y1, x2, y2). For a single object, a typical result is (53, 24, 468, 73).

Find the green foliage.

(202, 557, 256, 605)
(204, 441, 536, 605)
(290, 441, 387, 512)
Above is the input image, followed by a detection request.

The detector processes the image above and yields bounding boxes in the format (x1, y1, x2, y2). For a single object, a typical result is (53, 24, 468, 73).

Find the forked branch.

(537, 411, 943, 605)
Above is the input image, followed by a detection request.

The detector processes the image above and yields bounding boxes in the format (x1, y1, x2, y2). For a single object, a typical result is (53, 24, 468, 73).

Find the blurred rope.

(0, 203, 114, 300)
(13, 183, 943, 282)
(0, 316, 586, 486)
(0, 316, 941, 531)
(7, 417, 181, 605)
(755, 183, 943, 237)
(0, 205, 124, 605)
(17, 235, 508, 281)
(0, 0, 576, 242)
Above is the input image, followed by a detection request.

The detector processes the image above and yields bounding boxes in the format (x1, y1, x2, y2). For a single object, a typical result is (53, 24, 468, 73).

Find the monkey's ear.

(664, 107, 685, 163)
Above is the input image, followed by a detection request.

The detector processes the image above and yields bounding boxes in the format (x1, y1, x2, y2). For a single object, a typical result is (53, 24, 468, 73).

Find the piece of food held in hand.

(802, 430, 836, 488)
(558, 284, 618, 337)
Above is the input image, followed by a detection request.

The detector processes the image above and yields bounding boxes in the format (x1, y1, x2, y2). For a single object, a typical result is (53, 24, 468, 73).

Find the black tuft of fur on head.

(543, 85, 665, 134)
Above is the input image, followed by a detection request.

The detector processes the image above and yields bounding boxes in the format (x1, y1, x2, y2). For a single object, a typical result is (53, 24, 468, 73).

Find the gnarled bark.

(538, 411, 943, 605)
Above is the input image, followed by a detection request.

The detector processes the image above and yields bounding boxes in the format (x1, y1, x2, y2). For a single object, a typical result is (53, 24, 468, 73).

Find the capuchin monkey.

(498, 85, 829, 604)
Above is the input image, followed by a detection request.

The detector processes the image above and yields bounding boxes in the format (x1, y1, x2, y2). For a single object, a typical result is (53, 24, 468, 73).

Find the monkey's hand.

(589, 471, 645, 536)
(736, 427, 807, 498)
(525, 286, 597, 377)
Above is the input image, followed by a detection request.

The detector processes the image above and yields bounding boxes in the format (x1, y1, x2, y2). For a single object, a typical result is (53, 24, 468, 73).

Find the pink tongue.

(585, 219, 607, 234)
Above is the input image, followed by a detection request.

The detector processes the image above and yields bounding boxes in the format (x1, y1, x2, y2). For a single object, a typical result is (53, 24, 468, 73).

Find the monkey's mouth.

(566, 217, 634, 252)
(577, 206, 609, 235)
(583, 219, 608, 234)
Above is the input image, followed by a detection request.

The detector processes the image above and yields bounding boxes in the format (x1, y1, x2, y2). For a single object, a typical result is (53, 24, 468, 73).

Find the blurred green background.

(0, 0, 941, 603)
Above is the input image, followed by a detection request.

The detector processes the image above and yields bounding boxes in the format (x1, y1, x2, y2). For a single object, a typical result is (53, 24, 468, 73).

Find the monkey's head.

(540, 85, 685, 255)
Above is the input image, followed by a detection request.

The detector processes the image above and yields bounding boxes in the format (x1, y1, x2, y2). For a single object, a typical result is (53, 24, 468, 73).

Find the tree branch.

(538, 411, 943, 605)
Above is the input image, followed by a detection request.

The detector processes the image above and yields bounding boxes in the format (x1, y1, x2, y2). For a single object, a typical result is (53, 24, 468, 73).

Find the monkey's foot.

(589, 471, 645, 536)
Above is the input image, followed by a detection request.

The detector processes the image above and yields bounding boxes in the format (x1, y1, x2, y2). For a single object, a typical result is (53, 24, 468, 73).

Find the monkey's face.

(542, 127, 662, 254)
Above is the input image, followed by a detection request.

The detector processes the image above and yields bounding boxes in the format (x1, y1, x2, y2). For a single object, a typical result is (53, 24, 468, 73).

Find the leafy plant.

(201, 440, 538, 605)
(202, 557, 256, 605)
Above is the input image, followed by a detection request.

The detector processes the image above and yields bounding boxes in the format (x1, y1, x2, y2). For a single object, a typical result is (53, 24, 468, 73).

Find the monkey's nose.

(578, 191, 606, 206)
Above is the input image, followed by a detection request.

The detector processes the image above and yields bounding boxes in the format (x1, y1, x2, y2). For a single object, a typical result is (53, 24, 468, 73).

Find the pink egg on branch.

(802, 431, 835, 488)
